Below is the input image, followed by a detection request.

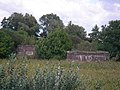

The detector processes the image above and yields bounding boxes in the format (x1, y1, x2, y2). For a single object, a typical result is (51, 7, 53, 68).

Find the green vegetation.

(0, 30, 14, 58)
(36, 29, 72, 59)
(65, 21, 86, 49)
(0, 12, 120, 60)
(1, 13, 39, 36)
(0, 59, 80, 90)
(0, 59, 120, 90)
(39, 13, 64, 34)
(0, 10, 119, 90)
(99, 20, 120, 60)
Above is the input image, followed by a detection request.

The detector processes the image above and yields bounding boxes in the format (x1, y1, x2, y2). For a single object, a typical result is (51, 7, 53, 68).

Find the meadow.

(0, 59, 120, 90)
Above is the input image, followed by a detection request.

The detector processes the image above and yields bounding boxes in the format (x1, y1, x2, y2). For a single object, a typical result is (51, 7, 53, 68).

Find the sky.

(0, 0, 120, 33)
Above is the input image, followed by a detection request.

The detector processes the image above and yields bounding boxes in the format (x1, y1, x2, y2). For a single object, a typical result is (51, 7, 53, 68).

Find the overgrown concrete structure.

(67, 51, 109, 61)
(17, 45, 36, 59)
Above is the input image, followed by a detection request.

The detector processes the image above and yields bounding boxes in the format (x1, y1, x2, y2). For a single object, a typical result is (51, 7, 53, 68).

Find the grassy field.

(0, 59, 120, 90)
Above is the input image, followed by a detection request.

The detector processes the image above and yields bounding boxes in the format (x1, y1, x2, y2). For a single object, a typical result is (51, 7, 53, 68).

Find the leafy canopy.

(1, 12, 39, 36)
(88, 24, 100, 42)
(65, 21, 86, 49)
(0, 29, 14, 58)
(99, 20, 120, 60)
(36, 29, 72, 60)
(38, 13, 64, 37)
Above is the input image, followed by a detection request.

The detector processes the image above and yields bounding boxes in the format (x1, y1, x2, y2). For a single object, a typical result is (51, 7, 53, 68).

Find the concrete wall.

(17, 45, 36, 59)
(67, 51, 109, 61)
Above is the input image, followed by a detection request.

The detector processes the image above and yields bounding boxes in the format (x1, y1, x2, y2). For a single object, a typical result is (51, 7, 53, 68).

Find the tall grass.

(0, 59, 120, 90)
(0, 58, 81, 90)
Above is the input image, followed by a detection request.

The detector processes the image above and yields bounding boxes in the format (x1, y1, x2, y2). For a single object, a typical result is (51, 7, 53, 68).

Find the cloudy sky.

(0, 0, 120, 33)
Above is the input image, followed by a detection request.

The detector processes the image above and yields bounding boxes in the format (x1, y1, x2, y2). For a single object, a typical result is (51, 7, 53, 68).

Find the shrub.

(36, 29, 72, 60)
(0, 30, 14, 58)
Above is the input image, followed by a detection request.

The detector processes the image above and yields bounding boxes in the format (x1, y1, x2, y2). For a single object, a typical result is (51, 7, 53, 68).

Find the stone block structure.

(17, 45, 36, 59)
(67, 51, 109, 62)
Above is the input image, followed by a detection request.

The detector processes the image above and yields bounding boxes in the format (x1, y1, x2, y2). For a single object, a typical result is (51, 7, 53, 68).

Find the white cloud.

(22, 0, 107, 33)
(0, 0, 120, 33)
(0, 0, 26, 23)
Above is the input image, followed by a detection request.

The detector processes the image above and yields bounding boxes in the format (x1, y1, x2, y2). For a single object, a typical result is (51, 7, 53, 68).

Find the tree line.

(0, 12, 120, 60)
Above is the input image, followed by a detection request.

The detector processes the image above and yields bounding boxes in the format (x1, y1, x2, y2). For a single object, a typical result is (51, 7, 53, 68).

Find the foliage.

(38, 13, 64, 37)
(1, 12, 120, 61)
(88, 24, 100, 42)
(65, 21, 86, 49)
(77, 40, 98, 51)
(23, 13, 39, 35)
(0, 30, 14, 58)
(0, 59, 80, 90)
(16, 30, 36, 45)
(36, 38, 50, 59)
(1, 12, 39, 36)
(36, 29, 72, 59)
(87, 25, 101, 51)
(3, 29, 36, 46)
(99, 20, 120, 60)
(1, 13, 24, 30)
(1, 59, 120, 90)
(2, 29, 23, 48)
(65, 21, 86, 40)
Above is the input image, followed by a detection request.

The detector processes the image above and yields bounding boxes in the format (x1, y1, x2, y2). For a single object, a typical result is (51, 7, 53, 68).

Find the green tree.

(23, 13, 39, 35)
(4, 29, 36, 46)
(39, 13, 64, 37)
(1, 12, 24, 30)
(86, 25, 100, 51)
(3, 29, 24, 48)
(99, 20, 120, 60)
(77, 40, 98, 51)
(0, 30, 14, 58)
(36, 38, 51, 59)
(1, 17, 9, 28)
(16, 30, 36, 45)
(65, 21, 86, 49)
(88, 24, 100, 41)
(36, 29, 72, 60)
(1, 12, 39, 36)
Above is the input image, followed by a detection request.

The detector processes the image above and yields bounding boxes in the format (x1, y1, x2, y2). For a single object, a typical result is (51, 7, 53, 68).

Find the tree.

(86, 25, 101, 51)
(3, 29, 36, 47)
(65, 21, 86, 49)
(36, 29, 72, 60)
(88, 24, 100, 41)
(16, 30, 36, 45)
(99, 20, 120, 60)
(23, 13, 39, 35)
(38, 13, 64, 37)
(1, 12, 39, 36)
(3, 29, 24, 48)
(0, 29, 14, 58)
(77, 40, 98, 51)
(1, 12, 24, 30)
(1, 17, 9, 28)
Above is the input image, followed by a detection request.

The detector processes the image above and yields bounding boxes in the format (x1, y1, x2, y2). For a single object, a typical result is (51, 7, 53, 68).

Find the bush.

(0, 30, 14, 58)
(36, 29, 72, 60)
